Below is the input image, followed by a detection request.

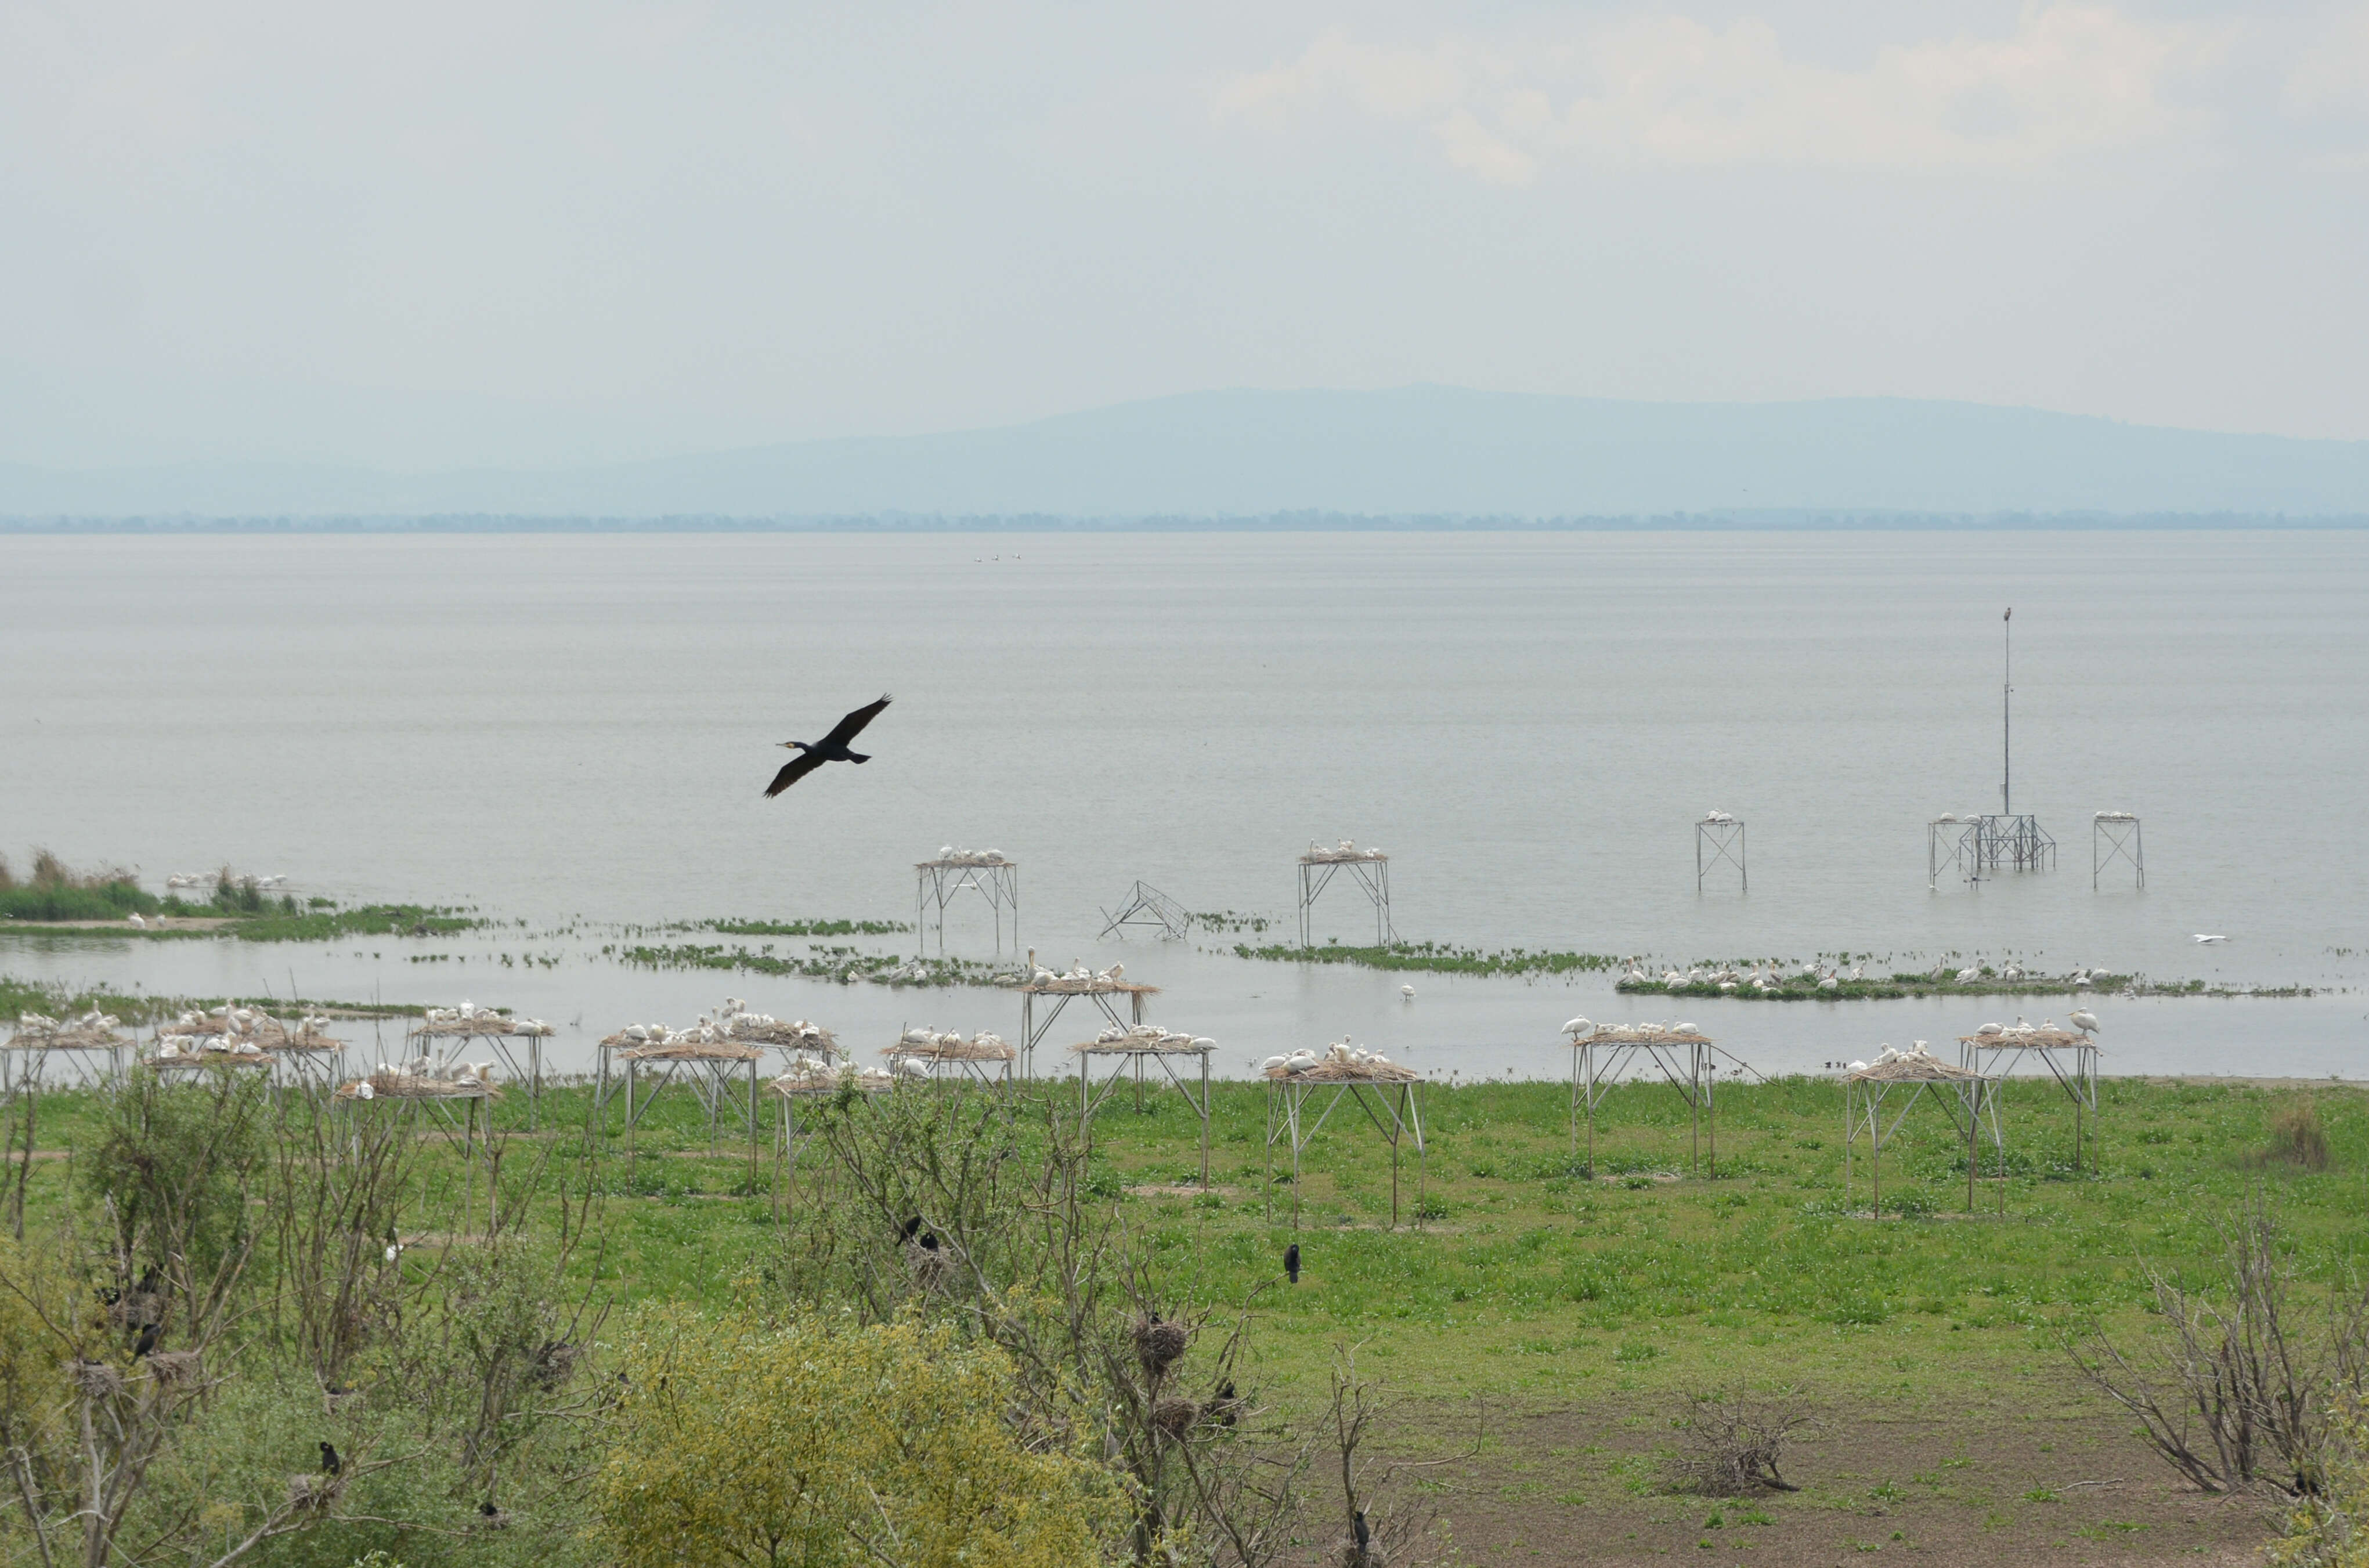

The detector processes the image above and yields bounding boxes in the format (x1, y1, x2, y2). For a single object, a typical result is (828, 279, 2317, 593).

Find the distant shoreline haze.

(6, 387, 2369, 521)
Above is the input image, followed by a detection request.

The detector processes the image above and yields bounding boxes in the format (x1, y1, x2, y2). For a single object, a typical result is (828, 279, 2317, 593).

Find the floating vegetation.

(1194, 911, 1275, 934)
(699, 917, 910, 937)
(612, 942, 1005, 989)
(1233, 941, 1622, 977)
(1616, 969, 2306, 1000)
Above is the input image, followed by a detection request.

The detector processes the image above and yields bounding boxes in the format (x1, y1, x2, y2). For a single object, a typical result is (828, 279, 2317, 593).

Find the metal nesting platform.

(1073, 1032, 1215, 1186)
(1958, 1024, 2100, 1172)
(1843, 1049, 2004, 1217)
(1018, 966, 1159, 1078)
(1565, 1023, 1760, 1177)
(1262, 1053, 1425, 1231)
(407, 1012, 557, 1127)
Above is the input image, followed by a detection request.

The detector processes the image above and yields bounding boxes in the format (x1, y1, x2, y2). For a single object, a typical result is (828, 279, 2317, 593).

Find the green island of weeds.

(610, 940, 1005, 988)
(1234, 940, 1623, 977)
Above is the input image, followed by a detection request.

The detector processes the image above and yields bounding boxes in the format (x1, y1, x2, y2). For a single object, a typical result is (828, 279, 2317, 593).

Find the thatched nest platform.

(766, 1065, 893, 1097)
(1020, 977, 1160, 998)
(615, 1040, 764, 1064)
(412, 1014, 555, 1040)
(6, 1023, 133, 1053)
(1262, 1058, 1418, 1085)
(1299, 840, 1387, 865)
(1570, 1024, 1713, 1047)
(886, 1029, 1015, 1063)
(730, 1019, 839, 1054)
(1959, 1026, 2092, 1050)
(334, 1070, 502, 1102)
(916, 850, 1013, 869)
(146, 1045, 275, 1071)
(1845, 1049, 1986, 1084)
(1074, 1026, 1212, 1057)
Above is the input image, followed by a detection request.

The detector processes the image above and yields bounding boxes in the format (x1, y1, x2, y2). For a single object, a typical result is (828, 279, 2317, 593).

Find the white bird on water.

(2193, 934, 2229, 944)
(1400, 984, 1416, 1000)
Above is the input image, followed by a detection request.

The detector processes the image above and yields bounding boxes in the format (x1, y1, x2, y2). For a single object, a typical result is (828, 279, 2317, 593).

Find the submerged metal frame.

(1099, 880, 1193, 941)
(1297, 854, 1394, 946)
(1695, 820, 1747, 894)
(915, 859, 1020, 955)
(2093, 816, 2144, 890)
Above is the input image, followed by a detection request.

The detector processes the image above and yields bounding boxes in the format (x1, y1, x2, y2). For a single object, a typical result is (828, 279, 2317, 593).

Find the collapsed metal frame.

(1076, 1042, 1214, 1187)
(1695, 819, 1747, 893)
(2093, 815, 2144, 890)
(1569, 1030, 1760, 1178)
(408, 1017, 551, 1129)
(1959, 1031, 2100, 1173)
(1297, 852, 1394, 946)
(1263, 1074, 1425, 1231)
(1099, 880, 1193, 941)
(1843, 1068, 2005, 1218)
(915, 858, 1020, 956)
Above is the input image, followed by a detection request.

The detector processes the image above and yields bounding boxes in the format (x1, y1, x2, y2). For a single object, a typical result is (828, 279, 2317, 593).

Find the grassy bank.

(2, 1071, 2356, 1563)
(610, 940, 1005, 988)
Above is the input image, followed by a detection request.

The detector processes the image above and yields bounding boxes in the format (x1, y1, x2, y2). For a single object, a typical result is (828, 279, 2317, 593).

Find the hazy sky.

(7, 1, 2369, 468)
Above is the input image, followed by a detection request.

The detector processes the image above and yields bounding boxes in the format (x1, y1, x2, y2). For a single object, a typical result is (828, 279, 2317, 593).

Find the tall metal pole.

(2002, 607, 2013, 818)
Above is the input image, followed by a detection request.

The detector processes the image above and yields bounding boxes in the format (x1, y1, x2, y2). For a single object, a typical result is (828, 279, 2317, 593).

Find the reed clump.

(0, 848, 160, 921)
(2256, 1100, 2331, 1171)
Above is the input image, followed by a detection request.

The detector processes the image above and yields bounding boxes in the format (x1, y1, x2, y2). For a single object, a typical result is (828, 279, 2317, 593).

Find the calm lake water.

(3, 529, 2364, 1082)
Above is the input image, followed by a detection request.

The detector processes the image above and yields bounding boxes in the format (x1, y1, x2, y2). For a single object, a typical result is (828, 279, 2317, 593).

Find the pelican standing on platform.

(764, 695, 893, 797)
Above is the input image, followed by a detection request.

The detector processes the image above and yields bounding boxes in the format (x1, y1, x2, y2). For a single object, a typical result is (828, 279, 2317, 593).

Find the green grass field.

(6, 1068, 2355, 1562)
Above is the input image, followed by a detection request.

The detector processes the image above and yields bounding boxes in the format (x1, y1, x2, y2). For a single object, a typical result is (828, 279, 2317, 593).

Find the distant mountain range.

(5, 387, 2368, 522)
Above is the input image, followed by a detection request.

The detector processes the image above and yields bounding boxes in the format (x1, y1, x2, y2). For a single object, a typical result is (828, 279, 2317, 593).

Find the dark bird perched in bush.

(765, 695, 892, 797)
(318, 1443, 341, 1477)
(1285, 1243, 1301, 1284)
(132, 1323, 158, 1358)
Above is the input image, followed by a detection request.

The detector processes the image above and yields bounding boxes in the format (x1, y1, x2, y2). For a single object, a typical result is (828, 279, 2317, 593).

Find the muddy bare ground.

(1363, 1383, 2276, 1566)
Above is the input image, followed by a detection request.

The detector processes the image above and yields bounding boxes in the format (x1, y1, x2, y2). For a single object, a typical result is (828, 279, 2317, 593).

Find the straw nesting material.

(1075, 1024, 1213, 1056)
(766, 1064, 893, 1097)
(918, 847, 1012, 868)
(886, 1028, 1014, 1063)
(335, 1070, 502, 1101)
(1843, 1047, 1985, 1084)
(145, 1045, 276, 1071)
(1299, 838, 1386, 864)
(1570, 1024, 1713, 1046)
(1264, 1061, 1418, 1084)
(730, 1018, 840, 1053)
(1021, 976, 1160, 996)
(1960, 1025, 2092, 1049)
(9, 1009, 132, 1051)
(616, 1039, 763, 1063)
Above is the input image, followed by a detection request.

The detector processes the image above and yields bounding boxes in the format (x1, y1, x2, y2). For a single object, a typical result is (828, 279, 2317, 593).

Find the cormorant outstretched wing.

(818, 694, 892, 750)
(764, 752, 828, 798)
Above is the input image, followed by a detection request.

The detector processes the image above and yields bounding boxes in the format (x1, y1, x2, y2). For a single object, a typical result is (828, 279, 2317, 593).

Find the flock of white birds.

(1301, 838, 1386, 863)
(1092, 1023, 1215, 1049)
(931, 846, 1010, 866)
(614, 997, 816, 1050)
(1260, 1038, 1397, 1074)
(162, 871, 290, 891)
(1030, 959, 1127, 987)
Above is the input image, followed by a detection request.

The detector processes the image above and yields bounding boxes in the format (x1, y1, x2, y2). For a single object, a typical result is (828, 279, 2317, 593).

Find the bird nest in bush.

(885, 1031, 1014, 1063)
(334, 1071, 502, 1101)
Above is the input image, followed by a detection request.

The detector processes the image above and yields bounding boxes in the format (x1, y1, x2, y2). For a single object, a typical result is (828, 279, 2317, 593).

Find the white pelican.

(1562, 1017, 1591, 1035)
(1955, 967, 1978, 983)
(2193, 934, 2229, 944)
(1400, 985, 1416, 1000)
(127, 913, 146, 928)
(356, 1082, 374, 1100)
(2069, 1010, 2100, 1036)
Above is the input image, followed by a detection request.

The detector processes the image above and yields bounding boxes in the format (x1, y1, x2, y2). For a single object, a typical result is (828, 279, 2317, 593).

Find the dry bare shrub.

(2068, 1191, 2364, 1497)
(1667, 1390, 1809, 1495)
